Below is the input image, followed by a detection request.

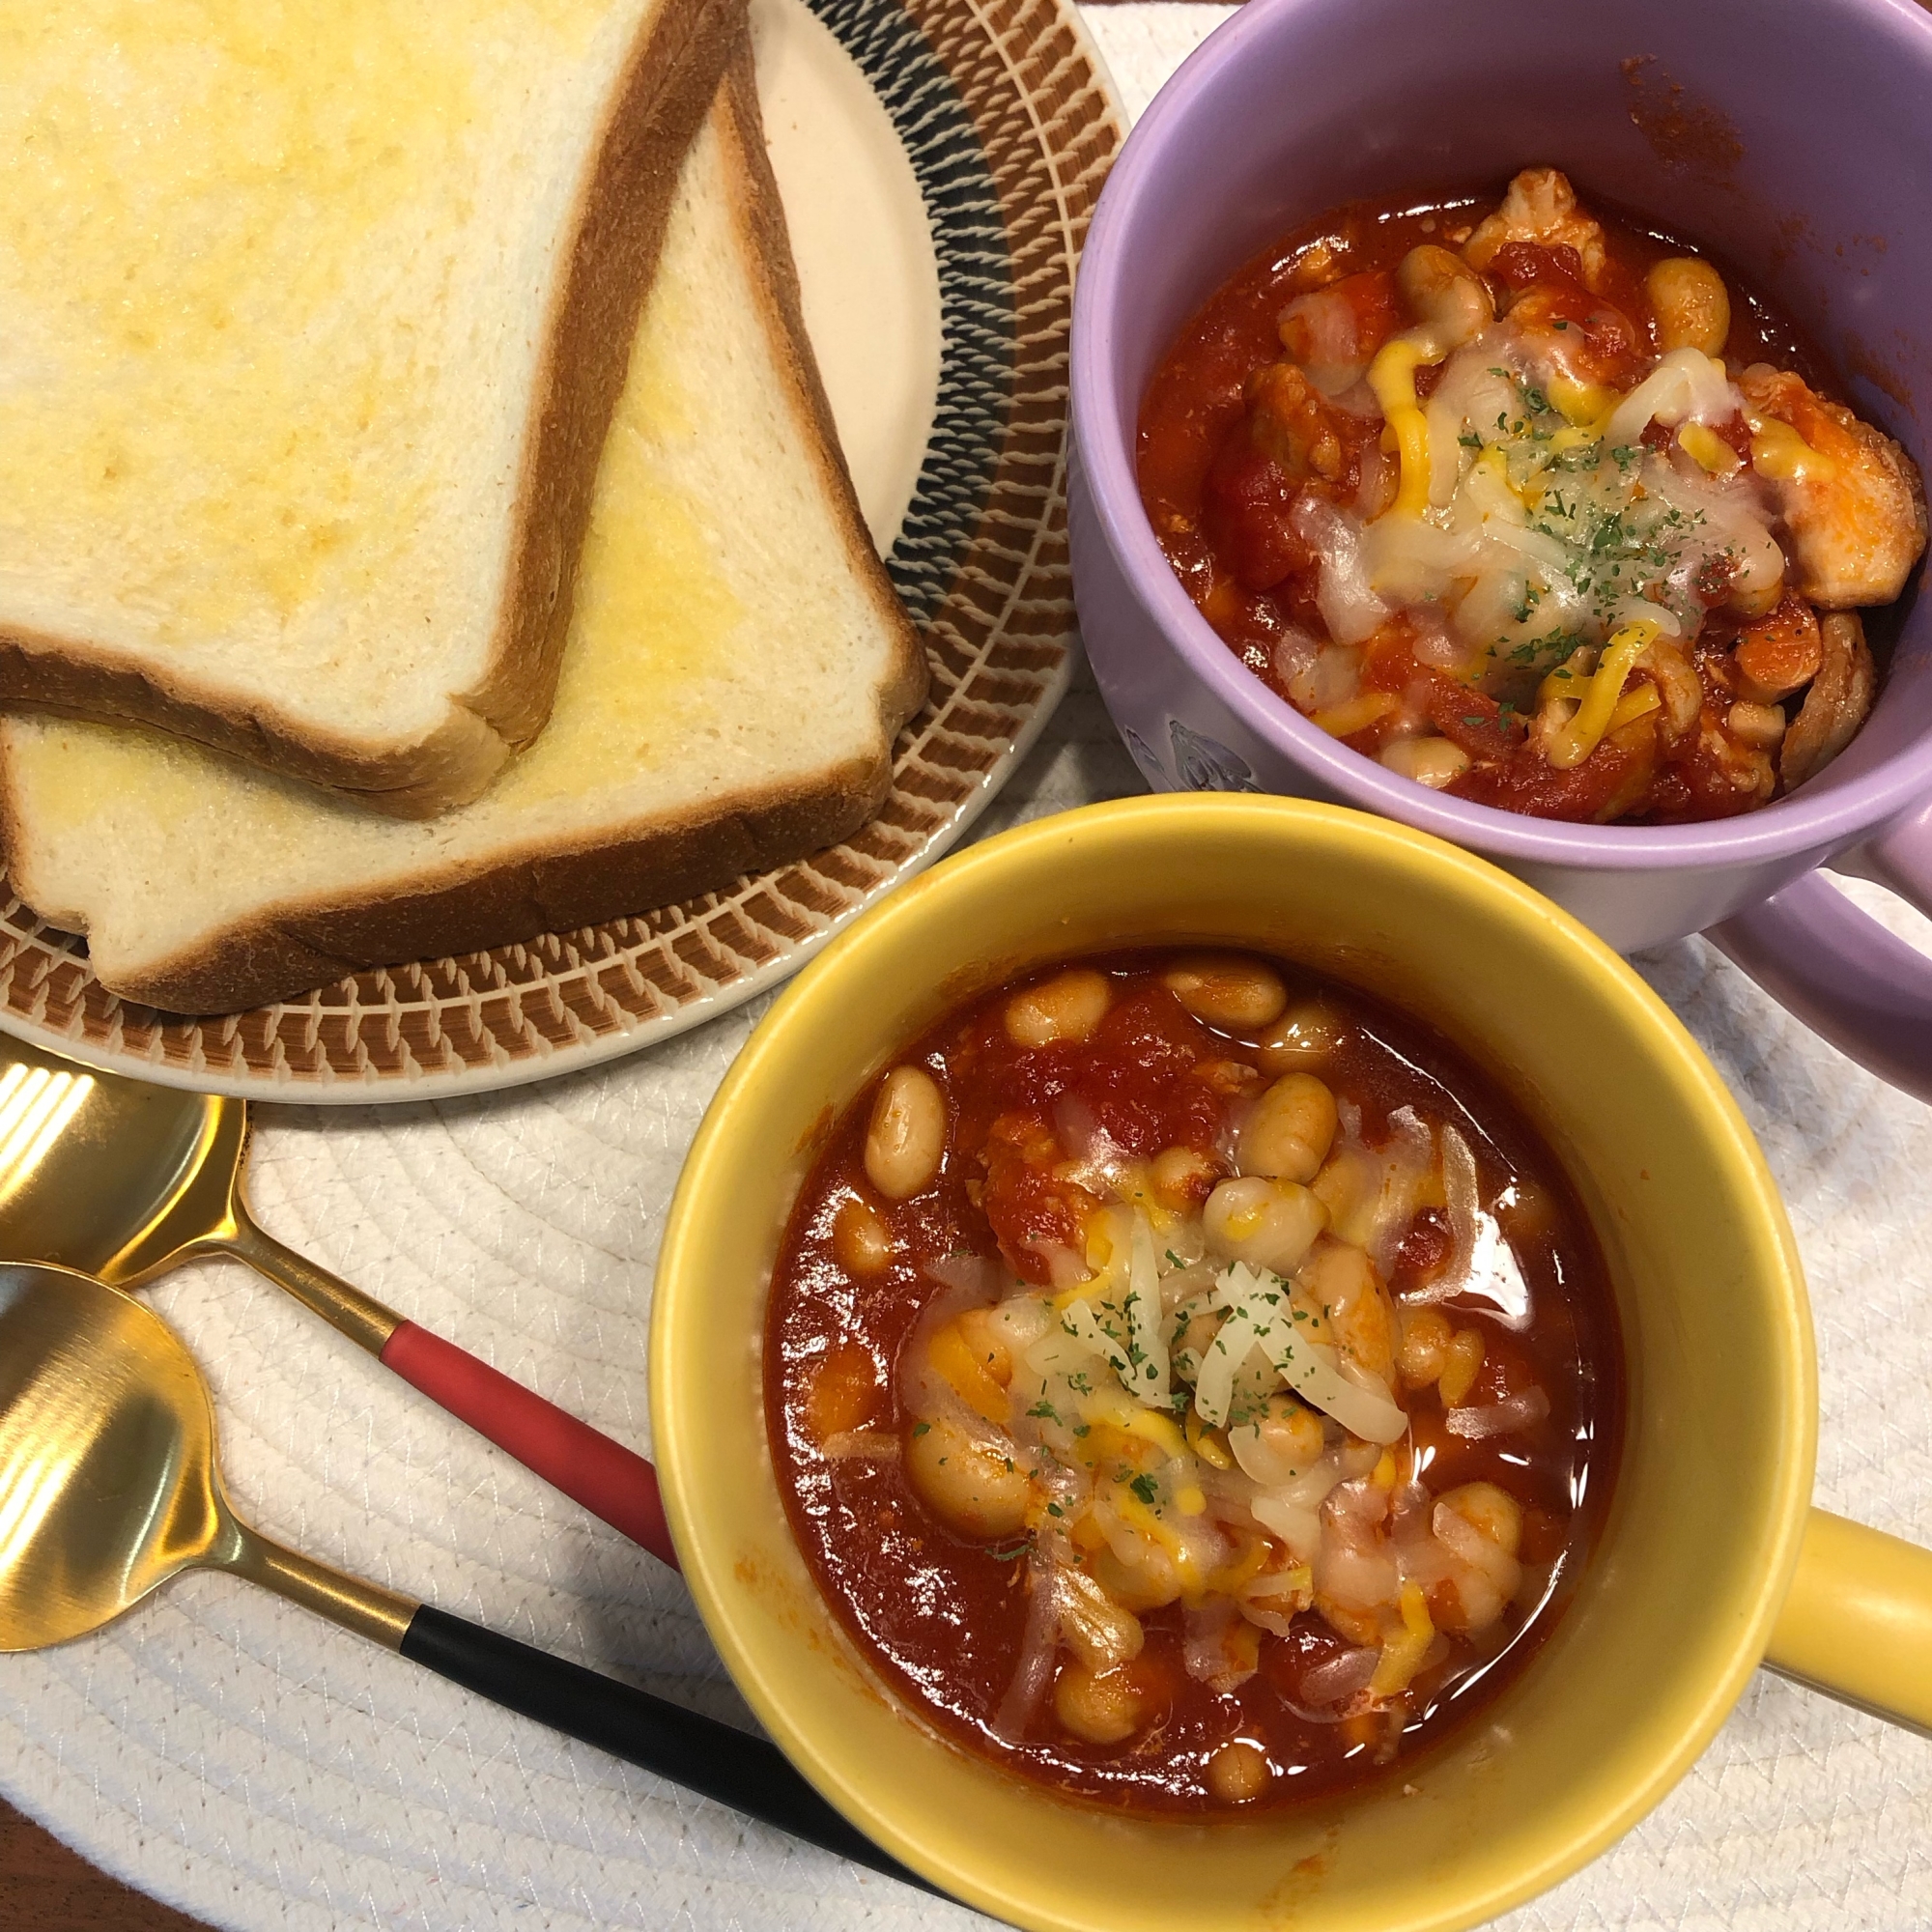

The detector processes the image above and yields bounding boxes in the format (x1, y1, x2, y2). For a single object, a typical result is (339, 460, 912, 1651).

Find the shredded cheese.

(1747, 414, 1837, 484)
(1547, 377, 1616, 426)
(1311, 691, 1400, 739)
(1605, 682, 1662, 733)
(1547, 616, 1662, 768)
(1676, 421, 1740, 475)
(1368, 337, 1438, 518)
(1368, 1580, 1436, 1698)
(1081, 1390, 1188, 1461)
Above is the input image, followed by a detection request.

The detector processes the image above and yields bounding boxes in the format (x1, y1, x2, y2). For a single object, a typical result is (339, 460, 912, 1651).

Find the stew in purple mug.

(1068, 0, 1932, 1098)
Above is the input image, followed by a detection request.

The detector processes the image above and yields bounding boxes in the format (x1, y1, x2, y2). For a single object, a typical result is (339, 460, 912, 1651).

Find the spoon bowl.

(0, 1260, 404, 1650)
(0, 1257, 926, 1888)
(0, 1039, 240, 1288)
(0, 1262, 221, 1648)
(0, 1037, 675, 1563)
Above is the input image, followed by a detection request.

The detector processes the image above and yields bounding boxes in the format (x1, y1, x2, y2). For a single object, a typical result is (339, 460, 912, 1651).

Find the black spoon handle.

(399, 1605, 937, 1894)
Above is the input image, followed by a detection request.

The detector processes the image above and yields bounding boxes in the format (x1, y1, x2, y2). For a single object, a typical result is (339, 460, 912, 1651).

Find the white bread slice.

(0, 0, 744, 815)
(0, 47, 926, 1015)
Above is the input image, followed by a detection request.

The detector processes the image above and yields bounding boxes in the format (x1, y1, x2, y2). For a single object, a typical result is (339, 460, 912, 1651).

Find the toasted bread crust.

(716, 48, 929, 748)
(2, 46, 929, 1017)
(70, 755, 893, 1013)
(0, 0, 744, 819)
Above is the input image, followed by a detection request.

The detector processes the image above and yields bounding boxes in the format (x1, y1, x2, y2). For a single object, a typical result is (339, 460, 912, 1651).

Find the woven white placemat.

(4, 12, 1930, 1926)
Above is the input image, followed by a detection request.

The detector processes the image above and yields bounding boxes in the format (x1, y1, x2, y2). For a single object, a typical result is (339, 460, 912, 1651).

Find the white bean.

(1160, 952, 1289, 1031)
(1647, 257, 1730, 357)
(864, 1065, 945, 1200)
(1257, 1000, 1348, 1075)
(1227, 1392, 1325, 1485)
(904, 1414, 1029, 1536)
(1436, 1481, 1523, 1558)
(1379, 735, 1471, 789)
(1437, 1327, 1486, 1407)
(1203, 1176, 1328, 1275)
(1150, 1145, 1221, 1211)
(1058, 1568, 1145, 1673)
(1396, 1304, 1453, 1386)
(1005, 967, 1112, 1047)
(1397, 243, 1494, 353)
(833, 1196, 894, 1274)
(1207, 1738, 1272, 1804)
(1238, 1072, 1338, 1183)
(1054, 1662, 1143, 1744)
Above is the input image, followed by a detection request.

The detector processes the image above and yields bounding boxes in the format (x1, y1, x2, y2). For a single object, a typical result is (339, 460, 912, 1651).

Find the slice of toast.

(0, 0, 743, 815)
(0, 45, 927, 1015)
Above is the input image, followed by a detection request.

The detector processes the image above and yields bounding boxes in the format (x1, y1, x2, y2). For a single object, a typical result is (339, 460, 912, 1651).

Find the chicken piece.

(1463, 168, 1608, 293)
(1246, 360, 1350, 484)
(1277, 270, 1400, 396)
(1739, 365, 1928, 608)
(1635, 636, 1704, 745)
(1731, 591, 1822, 703)
(1780, 611, 1875, 790)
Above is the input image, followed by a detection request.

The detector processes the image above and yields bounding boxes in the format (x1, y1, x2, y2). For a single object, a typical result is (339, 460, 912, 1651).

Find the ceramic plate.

(0, 0, 1122, 1101)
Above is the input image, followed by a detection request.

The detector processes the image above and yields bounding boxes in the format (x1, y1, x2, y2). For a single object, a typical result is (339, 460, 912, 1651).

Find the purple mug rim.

(1070, 0, 1932, 873)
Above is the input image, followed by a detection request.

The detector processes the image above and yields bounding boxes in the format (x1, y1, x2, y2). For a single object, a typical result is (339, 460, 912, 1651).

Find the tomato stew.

(1138, 170, 1925, 823)
(766, 950, 1623, 1815)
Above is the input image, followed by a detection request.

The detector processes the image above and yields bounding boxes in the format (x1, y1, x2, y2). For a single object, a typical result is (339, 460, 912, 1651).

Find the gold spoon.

(0, 1259, 921, 1888)
(0, 1037, 674, 1564)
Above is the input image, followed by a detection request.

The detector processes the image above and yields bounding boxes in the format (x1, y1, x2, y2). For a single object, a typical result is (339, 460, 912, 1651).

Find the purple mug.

(1069, 0, 1932, 1097)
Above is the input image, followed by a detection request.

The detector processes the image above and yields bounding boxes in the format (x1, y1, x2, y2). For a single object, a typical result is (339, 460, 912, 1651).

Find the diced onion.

(1250, 1493, 1322, 1560)
(819, 1429, 899, 1461)
(926, 1253, 1004, 1298)
(1444, 1387, 1550, 1438)
(1298, 1646, 1380, 1709)
(992, 1557, 1063, 1742)
(1406, 1123, 1479, 1305)
(1605, 594, 1682, 639)
(1291, 496, 1388, 645)
(1604, 347, 1734, 448)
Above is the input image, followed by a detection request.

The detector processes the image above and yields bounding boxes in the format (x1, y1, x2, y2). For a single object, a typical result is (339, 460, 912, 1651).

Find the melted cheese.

(1677, 422, 1741, 475)
(1367, 337, 1438, 519)
(1747, 414, 1838, 484)
(1546, 617, 1662, 768)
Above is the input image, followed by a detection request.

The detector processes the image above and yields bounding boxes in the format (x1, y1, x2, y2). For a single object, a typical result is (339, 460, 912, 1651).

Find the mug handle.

(1764, 1507, 1932, 1735)
(1707, 796, 1932, 1103)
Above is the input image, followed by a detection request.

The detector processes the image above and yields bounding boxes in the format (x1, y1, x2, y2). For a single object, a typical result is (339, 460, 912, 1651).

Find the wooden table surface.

(0, 1796, 212, 1931)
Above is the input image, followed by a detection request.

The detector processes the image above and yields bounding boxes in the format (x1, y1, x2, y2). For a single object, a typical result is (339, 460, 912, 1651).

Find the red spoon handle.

(380, 1320, 677, 1569)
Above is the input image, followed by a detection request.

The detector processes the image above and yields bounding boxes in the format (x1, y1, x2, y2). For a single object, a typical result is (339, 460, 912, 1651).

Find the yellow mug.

(652, 795, 1932, 1932)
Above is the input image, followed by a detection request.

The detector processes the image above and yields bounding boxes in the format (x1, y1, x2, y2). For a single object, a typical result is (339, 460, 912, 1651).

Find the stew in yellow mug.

(653, 794, 1932, 1932)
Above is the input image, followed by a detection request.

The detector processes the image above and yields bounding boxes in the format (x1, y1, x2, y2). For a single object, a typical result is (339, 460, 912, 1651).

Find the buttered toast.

(0, 0, 740, 815)
(0, 48, 926, 1015)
